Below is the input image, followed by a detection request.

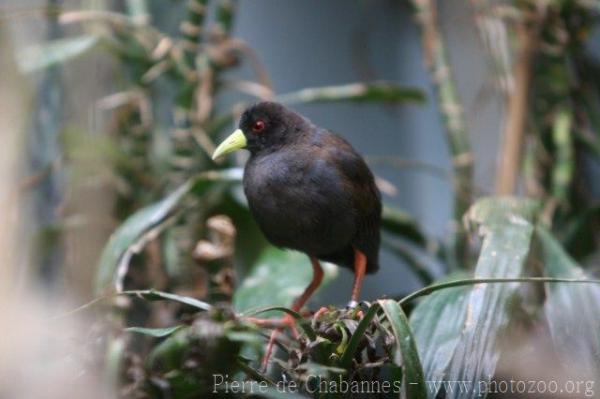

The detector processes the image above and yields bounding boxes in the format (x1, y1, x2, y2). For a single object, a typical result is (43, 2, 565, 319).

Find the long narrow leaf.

(339, 304, 380, 370)
(276, 82, 425, 105)
(381, 205, 428, 247)
(126, 325, 183, 337)
(121, 289, 212, 311)
(17, 35, 100, 73)
(379, 299, 426, 399)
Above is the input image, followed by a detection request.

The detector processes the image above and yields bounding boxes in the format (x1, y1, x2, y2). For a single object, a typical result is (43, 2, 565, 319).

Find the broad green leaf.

(148, 328, 193, 369)
(276, 82, 425, 105)
(233, 247, 338, 313)
(96, 181, 192, 293)
(379, 299, 427, 399)
(463, 197, 539, 230)
(121, 289, 211, 311)
(444, 197, 539, 399)
(537, 226, 600, 378)
(126, 325, 183, 337)
(409, 274, 470, 397)
(17, 35, 100, 73)
(95, 168, 241, 293)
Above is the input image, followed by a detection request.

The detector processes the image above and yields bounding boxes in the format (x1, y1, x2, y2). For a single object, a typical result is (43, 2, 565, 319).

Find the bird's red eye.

(251, 120, 265, 133)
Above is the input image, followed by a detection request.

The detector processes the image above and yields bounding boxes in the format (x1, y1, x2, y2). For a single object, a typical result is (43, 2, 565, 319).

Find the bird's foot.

(243, 316, 291, 328)
(312, 306, 330, 320)
(346, 299, 359, 309)
(260, 314, 301, 371)
(345, 301, 365, 320)
(243, 313, 302, 336)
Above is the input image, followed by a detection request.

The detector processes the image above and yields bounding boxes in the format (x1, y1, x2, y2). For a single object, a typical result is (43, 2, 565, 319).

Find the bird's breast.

(243, 152, 355, 255)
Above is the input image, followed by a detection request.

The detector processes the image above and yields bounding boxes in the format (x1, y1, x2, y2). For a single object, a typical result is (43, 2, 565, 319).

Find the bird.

(212, 101, 381, 367)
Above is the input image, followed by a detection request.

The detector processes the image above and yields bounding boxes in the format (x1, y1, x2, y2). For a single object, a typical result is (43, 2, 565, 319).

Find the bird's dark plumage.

(239, 102, 381, 273)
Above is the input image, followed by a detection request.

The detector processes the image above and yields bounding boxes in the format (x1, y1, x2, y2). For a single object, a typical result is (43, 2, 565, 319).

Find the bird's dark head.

(212, 102, 308, 159)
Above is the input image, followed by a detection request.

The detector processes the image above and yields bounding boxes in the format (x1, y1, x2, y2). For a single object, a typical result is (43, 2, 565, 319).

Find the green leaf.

(104, 335, 125, 393)
(381, 205, 427, 247)
(276, 82, 425, 105)
(148, 318, 245, 376)
(409, 274, 471, 398)
(382, 236, 437, 284)
(235, 357, 277, 386)
(537, 226, 600, 378)
(338, 304, 380, 369)
(17, 35, 100, 73)
(444, 197, 538, 399)
(96, 181, 192, 293)
(337, 301, 426, 397)
(95, 168, 241, 293)
(233, 247, 338, 313)
(248, 387, 310, 399)
(379, 299, 427, 399)
(551, 109, 574, 202)
(121, 289, 211, 311)
(463, 197, 539, 230)
(126, 325, 183, 337)
(148, 328, 191, 369)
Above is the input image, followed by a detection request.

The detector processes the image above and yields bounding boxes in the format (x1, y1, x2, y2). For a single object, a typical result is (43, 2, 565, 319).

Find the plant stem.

(495, 21, 539, 195)
(410, 0, 473, 266)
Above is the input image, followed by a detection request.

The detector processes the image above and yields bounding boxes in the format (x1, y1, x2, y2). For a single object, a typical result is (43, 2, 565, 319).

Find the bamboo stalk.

(180, 0, 209, 55)
(410, 0, 473, 266)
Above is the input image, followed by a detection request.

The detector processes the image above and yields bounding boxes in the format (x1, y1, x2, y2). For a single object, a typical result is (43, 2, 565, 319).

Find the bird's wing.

(318, 131, 381, 215)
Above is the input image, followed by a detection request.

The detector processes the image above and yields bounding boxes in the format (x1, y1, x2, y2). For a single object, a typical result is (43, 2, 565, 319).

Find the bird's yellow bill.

(212, 129, 247, 160)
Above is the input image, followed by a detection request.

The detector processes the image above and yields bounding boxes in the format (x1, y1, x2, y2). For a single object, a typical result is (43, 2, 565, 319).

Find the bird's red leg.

(348, 248, 367, 308)
(261, 257, 324, 370)
(291, 257, 324, 312)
